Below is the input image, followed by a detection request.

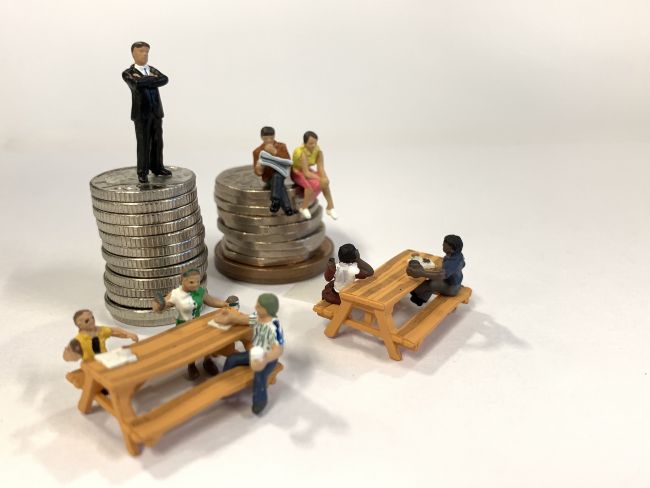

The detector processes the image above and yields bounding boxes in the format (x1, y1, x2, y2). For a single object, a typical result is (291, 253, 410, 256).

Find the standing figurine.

(62, 309, 139, 362)
(212, 293, 284, 415)
(152, 269, 233, 380)
(291, 131, 337, 220)
(322, 243, 374, 305)
(252, 126, 294, 215)
(407, 235, 466, 305)
(122, 41, 171, 184)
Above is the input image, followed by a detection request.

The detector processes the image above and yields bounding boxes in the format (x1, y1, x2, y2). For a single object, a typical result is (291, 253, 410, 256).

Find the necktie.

(144, 67, 149, 75)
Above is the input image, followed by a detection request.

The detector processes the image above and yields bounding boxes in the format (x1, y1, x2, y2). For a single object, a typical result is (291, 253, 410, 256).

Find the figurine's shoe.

(283, 207, 295, 216)
(138, 174, 149, 184)
(252, 399, 268, 415)
(326, 208, 338, 220)
(153, 168, 172, 176)
(269, 200, 281, 213)
(202, 357, 220, 376)
(186, 363, 200, 380)
(409, 292, 425, 307)
(299, 207, 312, 220)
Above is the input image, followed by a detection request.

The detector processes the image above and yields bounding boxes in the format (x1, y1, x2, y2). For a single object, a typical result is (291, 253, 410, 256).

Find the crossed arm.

(122, 68, 169, 90)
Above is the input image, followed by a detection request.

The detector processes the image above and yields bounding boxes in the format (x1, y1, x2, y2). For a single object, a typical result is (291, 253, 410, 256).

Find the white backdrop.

(1, 1, 649, 487)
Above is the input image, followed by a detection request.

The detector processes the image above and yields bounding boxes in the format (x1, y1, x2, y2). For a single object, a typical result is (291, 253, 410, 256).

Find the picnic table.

(66, 309, 283, 456)
(314, 249, 472, 360)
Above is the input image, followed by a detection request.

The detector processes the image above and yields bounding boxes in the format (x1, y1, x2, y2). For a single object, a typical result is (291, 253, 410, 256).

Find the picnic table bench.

(66, 309, 283, 455)
(314, 249, 471, 360)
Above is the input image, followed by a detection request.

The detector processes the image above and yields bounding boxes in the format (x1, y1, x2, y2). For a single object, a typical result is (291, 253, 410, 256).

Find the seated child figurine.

(322, 243, 374, 305)
(252, 126, 294, 215)
(152, 268, 233, 380)
(211, 293, 285, 415)
(291, 130, 337, 220)
(407, 234, 465, 305)
(62, 309, 139, 362)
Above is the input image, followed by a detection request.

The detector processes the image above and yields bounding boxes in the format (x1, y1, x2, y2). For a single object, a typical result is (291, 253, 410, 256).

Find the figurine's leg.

(269, 172, 283, 212)
(321, 180, 335, 210)
(134, 120, 148, 178)
(322, 282, 341, 305)
(223, 351, 250, 372)
(252, 360, 277, 414)
(150, 117, 164, 173)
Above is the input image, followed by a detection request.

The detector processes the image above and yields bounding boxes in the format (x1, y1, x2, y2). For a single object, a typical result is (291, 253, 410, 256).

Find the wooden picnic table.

(66, 309, 283, 456)
(314, 249, 472, 360)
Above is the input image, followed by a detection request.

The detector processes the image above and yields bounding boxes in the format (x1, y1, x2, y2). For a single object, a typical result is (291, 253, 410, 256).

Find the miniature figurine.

(62, 309, 139, 363)
(322, 243, 374, 304)
(122, 41, 171, 184)
(212, 293, 285, 415)
(252, 127, 294, 215)
(152, 268, 233, 380)
(291, 131, 337, 220)
(407, 235, 465, 305)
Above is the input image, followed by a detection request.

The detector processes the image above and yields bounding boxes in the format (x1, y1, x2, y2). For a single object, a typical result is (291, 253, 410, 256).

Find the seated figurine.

(407, 235, 465, 305)
(322, 243, 374, 305)
(211, 293, 285, 415)
(291, 130, 337, 220)
(152, 268, 233, 380)
(63, 309, 139, 362)
(253, 126, 294, 215)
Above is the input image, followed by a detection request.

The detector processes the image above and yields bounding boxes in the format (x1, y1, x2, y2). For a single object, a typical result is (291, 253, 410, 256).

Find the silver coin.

(101, 243, 205, 269)
(223, 225, 325, 253)
(104, 274, 206, 297)
(96, 210, 202, 237)
(106, 291, 159, 309)
(90, 167, 196, 203)
(105, 295, 176, 327)
(214, 166, 301, 206)
(106, 246, 208, 278)
(104, 263, 208, 290)
(93, 200, 199, 226)
(221, 243, 307, 266)
(213, 196, 318, 217)
(99, 222, 205, 248)
(102, 233, 205, 257)
(92, 189, 197, 214)
(218, 205, 322, 233)
(217, 216, 322, 243)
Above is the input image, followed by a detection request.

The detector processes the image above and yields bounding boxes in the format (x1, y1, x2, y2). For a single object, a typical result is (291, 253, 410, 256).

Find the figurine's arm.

(122, 70, 169, 90)
(203, 293, 228, 309)
(316, 150, 329, 185)
(152, 291, 173, 312)
(356, 257, 374, 279)
(110, 327, 139, 343)
(212, 307, 250, 326)
(265, 343, 283, 363)
(324, 258, 336, 281)
(276, 143, 291, 159)
(63, 343, 82, 362)
(301, 152, 320, 179)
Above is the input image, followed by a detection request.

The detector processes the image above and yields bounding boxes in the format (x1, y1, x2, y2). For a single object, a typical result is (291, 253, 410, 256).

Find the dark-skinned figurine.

(322, 243, 374, 305)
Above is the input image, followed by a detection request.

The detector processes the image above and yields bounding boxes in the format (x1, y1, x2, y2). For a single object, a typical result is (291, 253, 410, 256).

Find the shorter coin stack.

(214, 166, 333, 284)
(90, 167, 208, 326)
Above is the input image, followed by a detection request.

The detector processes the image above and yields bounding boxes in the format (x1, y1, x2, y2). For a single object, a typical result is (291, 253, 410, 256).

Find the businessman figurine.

(122, 41, 172, 184)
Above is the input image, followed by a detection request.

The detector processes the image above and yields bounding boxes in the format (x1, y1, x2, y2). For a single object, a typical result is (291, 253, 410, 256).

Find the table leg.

(77, 373, 102, 414)
(376, 310, 402, 361)
(324, 300, 352, 338)
(110, 387, 141, 456)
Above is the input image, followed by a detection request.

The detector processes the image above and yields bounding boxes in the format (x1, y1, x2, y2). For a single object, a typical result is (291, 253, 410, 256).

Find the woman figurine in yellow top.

(291, 131, 337, 220)
(62, 309, 139, 362)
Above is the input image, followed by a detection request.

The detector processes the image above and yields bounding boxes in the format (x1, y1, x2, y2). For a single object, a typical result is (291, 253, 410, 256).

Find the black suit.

(122, 65, 169, 177)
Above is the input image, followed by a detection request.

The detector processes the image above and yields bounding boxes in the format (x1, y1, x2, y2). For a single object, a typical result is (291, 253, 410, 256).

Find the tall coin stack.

(90, 167, 208, 327)
(213, 166, 333, 284)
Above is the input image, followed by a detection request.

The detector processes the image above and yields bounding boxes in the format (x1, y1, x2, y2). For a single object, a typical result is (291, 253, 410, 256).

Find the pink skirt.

(291, 168, 322, 199)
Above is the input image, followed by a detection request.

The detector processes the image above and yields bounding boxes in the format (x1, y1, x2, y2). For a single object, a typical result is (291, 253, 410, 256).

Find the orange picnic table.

(66, 309, 283, 456)
(314, 249, 472, 360)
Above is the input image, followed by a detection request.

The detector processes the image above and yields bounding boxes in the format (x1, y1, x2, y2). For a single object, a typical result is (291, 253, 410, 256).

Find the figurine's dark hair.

(181, 268, 202, 278)
(443, 234, 463, 252)
(338, 243, 358, 264)
(303, 131, 318, 143)
(131, 41, 150, 52)
(73, 309, 92, 324)
(260, 126, 275, 137)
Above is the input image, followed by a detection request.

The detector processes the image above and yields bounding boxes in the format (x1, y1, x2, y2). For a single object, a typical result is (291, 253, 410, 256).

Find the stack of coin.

(214, 166, 333, 284)
(90, 167, 208, 327)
